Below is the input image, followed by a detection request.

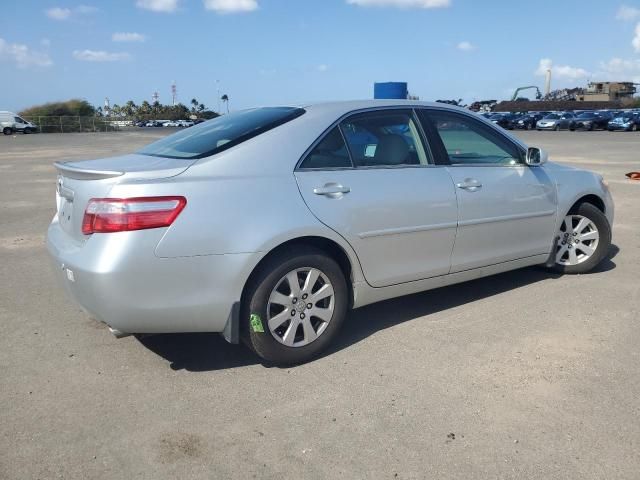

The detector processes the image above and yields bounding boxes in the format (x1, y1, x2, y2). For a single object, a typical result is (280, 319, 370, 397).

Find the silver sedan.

(47, 101, 614, 364)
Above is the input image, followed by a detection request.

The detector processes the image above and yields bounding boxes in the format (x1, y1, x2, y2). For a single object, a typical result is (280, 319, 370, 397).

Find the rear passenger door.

(295, 109, 458, 287)
(419, 109, 557, 273)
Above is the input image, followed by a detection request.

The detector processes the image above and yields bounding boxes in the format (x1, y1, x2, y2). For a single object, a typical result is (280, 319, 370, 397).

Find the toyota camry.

(47, 101, 614, 365)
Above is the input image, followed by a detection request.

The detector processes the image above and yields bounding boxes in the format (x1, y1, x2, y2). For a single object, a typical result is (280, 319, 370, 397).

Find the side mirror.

(526, 147, 548, 166)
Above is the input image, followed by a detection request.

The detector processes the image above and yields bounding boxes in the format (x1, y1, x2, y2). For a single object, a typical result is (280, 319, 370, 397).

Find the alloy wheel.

(555, 215, 600, 266)
(267, 267, 335, 347)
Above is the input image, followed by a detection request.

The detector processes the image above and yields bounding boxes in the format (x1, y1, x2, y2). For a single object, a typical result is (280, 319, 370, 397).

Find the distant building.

(576, 82, 636, 102)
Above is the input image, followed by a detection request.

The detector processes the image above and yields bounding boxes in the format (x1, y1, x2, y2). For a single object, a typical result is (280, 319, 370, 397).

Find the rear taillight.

(82, 196, 186, 235)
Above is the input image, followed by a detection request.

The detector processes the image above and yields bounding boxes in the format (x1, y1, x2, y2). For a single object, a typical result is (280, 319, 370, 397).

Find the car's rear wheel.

(554, 124, 560, 131)
(3, 127, 12, 135)
(552, 203, 611, 274)
(241, 246, 348, 365)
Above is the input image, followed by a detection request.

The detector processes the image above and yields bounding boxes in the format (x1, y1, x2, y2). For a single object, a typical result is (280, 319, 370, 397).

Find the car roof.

(298, 100, 468, 117)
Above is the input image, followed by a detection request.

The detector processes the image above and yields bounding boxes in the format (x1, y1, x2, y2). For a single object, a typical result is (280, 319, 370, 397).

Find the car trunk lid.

(54, 154, 195, 243)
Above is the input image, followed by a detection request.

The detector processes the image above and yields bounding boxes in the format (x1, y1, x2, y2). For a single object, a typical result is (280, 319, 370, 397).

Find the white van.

(0, 111, 38, 135)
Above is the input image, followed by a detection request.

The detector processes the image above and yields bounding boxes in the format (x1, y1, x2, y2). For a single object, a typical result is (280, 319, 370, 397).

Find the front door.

(295, 109, 458, 287)
(420, 109, 557, 273)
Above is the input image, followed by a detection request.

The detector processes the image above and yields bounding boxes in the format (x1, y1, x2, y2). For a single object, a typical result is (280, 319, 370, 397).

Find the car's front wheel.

(553, 203, 611, 274)
(241, 246, 348, 365)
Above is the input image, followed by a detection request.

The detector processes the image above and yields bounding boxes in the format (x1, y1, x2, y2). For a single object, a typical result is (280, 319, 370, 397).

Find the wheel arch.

(568, 194, 605, 214)
(240, 235, 357, 310)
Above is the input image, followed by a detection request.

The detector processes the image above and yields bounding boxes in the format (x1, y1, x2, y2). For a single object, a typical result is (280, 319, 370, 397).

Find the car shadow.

(138, 245, 618, 372)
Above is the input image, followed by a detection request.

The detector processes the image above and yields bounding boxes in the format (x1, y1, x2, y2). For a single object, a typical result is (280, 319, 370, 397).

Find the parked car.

(144, 121, 163, 127)
(569, 112, 611, 131)
(47, 101, 614, 364)
(514, 113, 544, 130)
(489, 112, 519, 129)
(536, 112, 575, 131)
(162, 120, 194, 127)
(607, 113, 640, 131)
(1, 111, 38, 134)
(135, 121, 147, 127)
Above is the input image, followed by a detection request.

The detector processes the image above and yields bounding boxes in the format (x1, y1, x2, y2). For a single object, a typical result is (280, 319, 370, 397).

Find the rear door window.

(339, 110, 430, 167)
(300, 127, 352, 169)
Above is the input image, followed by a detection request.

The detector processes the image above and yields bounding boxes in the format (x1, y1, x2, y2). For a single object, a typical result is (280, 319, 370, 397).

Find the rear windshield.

(138, 107, 305, 159)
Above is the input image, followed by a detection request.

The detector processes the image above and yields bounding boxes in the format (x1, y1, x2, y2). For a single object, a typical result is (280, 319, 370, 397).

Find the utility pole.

(216, 79, 221, 114)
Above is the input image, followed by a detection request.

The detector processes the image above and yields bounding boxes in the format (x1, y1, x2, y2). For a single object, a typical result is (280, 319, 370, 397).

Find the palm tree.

(124, 100, 137, 117)
(221, 94, 229, 113)
(139, 101, 151, 115)
(190, 98, 198, 113)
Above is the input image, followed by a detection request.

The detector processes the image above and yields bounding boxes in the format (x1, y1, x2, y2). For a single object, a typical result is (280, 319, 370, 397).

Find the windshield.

(138, 107, 305, 159)
(544, 114, 560, 119)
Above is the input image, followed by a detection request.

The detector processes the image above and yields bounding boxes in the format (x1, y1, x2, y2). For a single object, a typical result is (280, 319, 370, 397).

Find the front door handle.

(313, 183, 351, 197)
(456, 178, 482, 192)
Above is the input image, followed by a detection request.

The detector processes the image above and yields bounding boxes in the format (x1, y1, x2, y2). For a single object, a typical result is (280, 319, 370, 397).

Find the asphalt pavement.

(1, 129, 638, 479)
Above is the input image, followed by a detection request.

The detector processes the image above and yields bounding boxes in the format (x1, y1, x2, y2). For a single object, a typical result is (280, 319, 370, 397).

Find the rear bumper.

(46, 217, 261, 335)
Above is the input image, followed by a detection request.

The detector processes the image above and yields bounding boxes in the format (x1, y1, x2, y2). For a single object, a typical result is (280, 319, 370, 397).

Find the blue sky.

(1, 0, 640, 112)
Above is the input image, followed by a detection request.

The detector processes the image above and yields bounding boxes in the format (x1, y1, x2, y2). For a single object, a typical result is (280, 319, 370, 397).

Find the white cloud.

(45, 7, 71, 20)
(136, 0, 180, 13)
(45, 5, 98, 20)
(0, 38, 53, 68)
(73, 50, 131, 62)
(535, 58, 590, 80)
(75, 5, 98, 14)
(112, 32, 147, 42)
(347, 0, 450, 8)
(616, 4, 640, 21)
(456, 41, 476, 51)
(203, 0, 258, 13)
(598, 57, 640, 82)
(634, 22, 640, 52)
(600, 57, 640, 73)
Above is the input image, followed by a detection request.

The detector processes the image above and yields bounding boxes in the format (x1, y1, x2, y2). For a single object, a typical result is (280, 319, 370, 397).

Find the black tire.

(552, 203, 611, 275)
(23, 128, 31, 134)
(2, 127, 12, 135)
(241, 246, 348, 365)
(632, 124, 638, 132)
(554, 124, 560, 131)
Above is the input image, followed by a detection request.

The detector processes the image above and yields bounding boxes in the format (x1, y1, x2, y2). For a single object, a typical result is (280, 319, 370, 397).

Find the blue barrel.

(374, 82, 408, 99)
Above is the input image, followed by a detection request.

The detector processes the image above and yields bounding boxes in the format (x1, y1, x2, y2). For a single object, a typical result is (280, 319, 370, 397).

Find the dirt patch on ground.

(157, 432, 204, 463)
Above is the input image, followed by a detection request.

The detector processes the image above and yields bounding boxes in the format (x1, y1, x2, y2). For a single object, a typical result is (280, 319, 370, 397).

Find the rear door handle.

(456, 178, 482, 192)
(313, 183, 351, 197)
